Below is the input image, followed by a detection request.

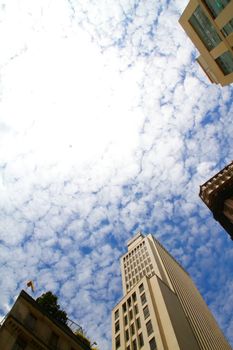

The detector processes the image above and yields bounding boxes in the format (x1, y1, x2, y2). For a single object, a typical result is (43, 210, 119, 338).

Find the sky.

(0, 0, 233, 348)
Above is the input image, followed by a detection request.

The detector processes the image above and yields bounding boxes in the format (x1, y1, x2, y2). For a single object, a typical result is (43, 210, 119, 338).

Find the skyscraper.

(112, 232, 231, 350)
(200, 160, 233, 240)
(179, 0, 233, 86)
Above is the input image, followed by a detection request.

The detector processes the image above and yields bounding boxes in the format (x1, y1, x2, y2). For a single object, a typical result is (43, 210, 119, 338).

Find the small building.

(179, 0, 233, 86)
(0, 290, 91, 350)
(200, 161, 233, 240)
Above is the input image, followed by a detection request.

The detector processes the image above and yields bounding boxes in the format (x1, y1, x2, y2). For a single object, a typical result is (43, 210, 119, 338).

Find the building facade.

(0, 290, 91, 350)
(179, 0, 233, 86)
(112, 232, 231, 350)
(200, 160, 233, 240)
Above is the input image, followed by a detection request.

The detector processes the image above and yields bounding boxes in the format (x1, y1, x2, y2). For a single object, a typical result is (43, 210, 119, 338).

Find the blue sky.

(0, 0, 233, 348)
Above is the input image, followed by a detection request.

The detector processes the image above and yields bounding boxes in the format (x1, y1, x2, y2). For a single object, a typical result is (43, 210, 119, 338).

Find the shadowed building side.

(200, 160, 233, 240)
(0, 290, 91, 350)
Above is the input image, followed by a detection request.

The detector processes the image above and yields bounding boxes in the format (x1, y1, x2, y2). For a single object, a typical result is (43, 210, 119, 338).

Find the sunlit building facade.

(112, 232, 231, 349)
(179, 0, 233, 86)
(200, 160, 233, 240)
(0, 290, 91, 350)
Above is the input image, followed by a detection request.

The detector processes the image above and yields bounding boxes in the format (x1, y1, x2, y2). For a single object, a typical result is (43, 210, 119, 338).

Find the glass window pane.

(140, 293, 147, 306)
(115, 320, 120, 333)
(146, 320, 153, 336)
(222, 19, 233, 37)
(49, 332, 59, 348)
(143, 305, 150, 319)
(115, 335, 120, 349)
(131, 323, 135, 335)
(139, 333, 144, 348)
(115, 309, 119, 320)
(139, 283, 144, 294)
(136, 317, 141, 329)
(189, 5, 222, 50)
(216, 51, 233, 75)
(12, 338, 27, 350)
(25, 313, 37, 331)
(204, 0, 230, 18)
(149, 337, 157, 350)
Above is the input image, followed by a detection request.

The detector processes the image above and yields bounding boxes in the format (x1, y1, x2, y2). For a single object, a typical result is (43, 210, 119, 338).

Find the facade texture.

(200, 160, 233, 240)
(112, 232, 231, 350)
(179, 0, 233, 86)
(0, 290, 91, 350)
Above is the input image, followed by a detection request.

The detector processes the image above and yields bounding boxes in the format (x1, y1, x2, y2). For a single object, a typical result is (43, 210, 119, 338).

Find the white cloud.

(0, 0, 233, 348)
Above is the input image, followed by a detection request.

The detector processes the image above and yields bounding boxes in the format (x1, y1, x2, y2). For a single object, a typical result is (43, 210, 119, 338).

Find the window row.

(123, 242, 146, 261)
(12, 331, 63, 350)
(203, 0, 230, 19)
(124, 253, 150, 268)
(125, 258, 152, 274)
(189, 5, 222, 51)
(125, 263, 153, 278)
(116, 335, 157, 350)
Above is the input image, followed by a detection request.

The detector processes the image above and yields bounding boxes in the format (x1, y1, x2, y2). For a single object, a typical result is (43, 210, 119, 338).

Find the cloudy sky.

(0, 0, 233, 348)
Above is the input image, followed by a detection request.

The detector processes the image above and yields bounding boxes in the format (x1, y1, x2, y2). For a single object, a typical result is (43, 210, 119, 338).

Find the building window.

(216, 50, 233, 75)
(124, 315, 128, 325)
(123, 303, 127, 313)
(136, 317, 141, 329)
(143, 305, 150, 319)
(115, 320, 120, 333)
(127, 346, 130, 350)
(129, 309, 133, 320)
(12, 337, 27, 350)
(25, 313, 37, 331)
(203, 0, 230, 18)
(139, 333, 144, 348)
(132, 339, 137, 350)
(149, 337, 157, 350)
(134, 304, 139, 314)
(49, 332, 59, 349)
(140, 293, 147, 305)
(146, 320, 153, 336)
(131, 323, 135, 335)
(139, 283, 144, 294)
(222, 18, 233, 37)
(189, 5, 222, 51)
(115, 309, 119, 320)
(115, 335, 120, 349)
(125, 329, 129, 341)
(127, 298, 132, 307)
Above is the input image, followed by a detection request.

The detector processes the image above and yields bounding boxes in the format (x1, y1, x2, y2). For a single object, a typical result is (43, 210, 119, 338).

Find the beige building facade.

(179, 0, 233, 86)
(112, 232, 231, 350)
(0, 290, 91, 350)
(200, 160, 233, 240)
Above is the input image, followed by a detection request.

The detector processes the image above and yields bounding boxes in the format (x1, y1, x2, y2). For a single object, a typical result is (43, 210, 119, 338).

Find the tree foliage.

(36, 291, 68, 325)
(75, 330, 99, 350)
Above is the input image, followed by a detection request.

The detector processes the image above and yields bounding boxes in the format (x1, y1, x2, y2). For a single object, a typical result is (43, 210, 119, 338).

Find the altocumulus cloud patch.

(0, 0, 233, 349)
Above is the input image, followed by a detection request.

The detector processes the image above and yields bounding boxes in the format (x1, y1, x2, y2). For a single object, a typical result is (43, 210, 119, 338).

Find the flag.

(27, 280, 35, 293)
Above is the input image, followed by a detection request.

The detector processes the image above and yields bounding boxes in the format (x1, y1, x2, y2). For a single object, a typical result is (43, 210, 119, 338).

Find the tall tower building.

(179, 0, 233, 86)
(200, 160, 233, 240)
(112, 232, 231, 350)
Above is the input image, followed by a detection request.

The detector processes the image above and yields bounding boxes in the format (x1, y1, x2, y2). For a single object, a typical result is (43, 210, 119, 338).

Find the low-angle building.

(200, 160, 233, 240)
(112, 232, 231, 349)
(0, 290, 91, 350)
(179, 0, 233, 86)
